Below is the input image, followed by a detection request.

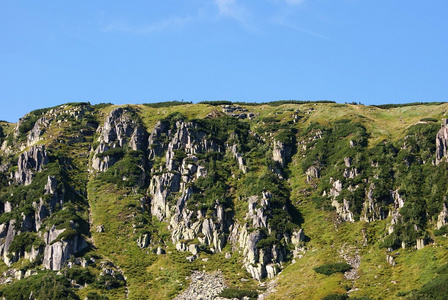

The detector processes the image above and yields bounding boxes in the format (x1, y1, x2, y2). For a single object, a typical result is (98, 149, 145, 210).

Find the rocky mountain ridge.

(0, 101, 447, 299)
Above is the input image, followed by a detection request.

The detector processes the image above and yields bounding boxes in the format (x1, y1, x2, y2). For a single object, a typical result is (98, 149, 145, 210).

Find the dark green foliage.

(98, 150, 146, 188)
(411, 274, 448, 299)
(0, 272, 79, 300)
(313, 262, 352, 276)
(197, 100, 233, 106)
(434, 225, 448, 236)
(65, 268, 95, 285)
(9, 232, 43, 254)
(420, 117, 438, 122)
(92, 102, 113, 109)
(321, 294, 348, 300)
(435, 263, 448, 274)
(94, 274, 125, 290)
(301, 120, 369, 172)
(173, 149, 187, 162)
(373, 102, 446, 109)
(85, 292, 109, 300)
(143, 101, 191, 108)
(95, 148, 126, 159)
(218, 288, 258, 300)
(198, 100, 335, 107)
(256, 236, 279, 250)
(275, 129, 296, 144)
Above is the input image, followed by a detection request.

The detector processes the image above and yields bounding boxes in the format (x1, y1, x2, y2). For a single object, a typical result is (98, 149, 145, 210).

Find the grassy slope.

(3, 102, 448, 299)
(266, 102, 448, 299)
(69, 102, 448, 299)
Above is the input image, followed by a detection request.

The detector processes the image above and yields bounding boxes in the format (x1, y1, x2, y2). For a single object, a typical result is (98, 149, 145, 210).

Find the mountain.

(0, 101, 447, 300)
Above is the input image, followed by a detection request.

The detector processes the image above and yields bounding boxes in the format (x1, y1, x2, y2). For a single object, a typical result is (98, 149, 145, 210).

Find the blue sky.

(0, 0, 447, 122)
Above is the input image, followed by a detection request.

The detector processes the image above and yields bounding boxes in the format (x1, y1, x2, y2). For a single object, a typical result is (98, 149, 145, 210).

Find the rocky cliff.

(0, 101, 447, 299)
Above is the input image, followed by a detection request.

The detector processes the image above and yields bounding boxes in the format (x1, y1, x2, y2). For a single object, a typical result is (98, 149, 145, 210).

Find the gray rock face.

(273, 140, 292, 168)
(388, 190, 405, 234)
(14, 145, 49, 185)
(306, 166, 320, 183)
(416, 238, 425, 250)
(229, 144, 247, 173)
(360, 183, 387, 222)
(146, 118, 297, 280)
(0, 220, 17, 265)
(42, 226, 87, 271)
(136, 233, 150, 248)
(92, 107, 148, 173)
(437, 203, 448, 229)
(436, 119, 448, 165)
(26, 116, 53, 146)
(147, 119, 228, 254)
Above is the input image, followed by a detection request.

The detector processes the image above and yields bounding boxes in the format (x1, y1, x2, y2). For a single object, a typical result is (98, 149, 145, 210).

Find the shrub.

(321, 294, 348, 300)
(313, 262, 352, 276)
(65, 268, 95, 285)
(413, 274, 448, 299)
(434, 225, 448, 236)
(86, 293, 109, 300)
(219, 288, 258, 299)
(0, 271, 79, 300)
(9, 232, 43, 253)
(143, 101, 191, 108)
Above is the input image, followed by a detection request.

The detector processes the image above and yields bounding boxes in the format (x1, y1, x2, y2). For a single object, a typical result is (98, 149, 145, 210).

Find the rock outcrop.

(436, 119, 448, 165)
(437, 203, 448, 229)
(92, 107, 148, 173)
(42, 225, 87, 270)
(146, 118, 296, 280)
(14, 145, 49, 185)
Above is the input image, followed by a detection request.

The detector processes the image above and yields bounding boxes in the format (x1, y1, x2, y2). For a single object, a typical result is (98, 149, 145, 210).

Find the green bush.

(321, 294, 348, 300)
(256, 236, 278, 250)
(218, 288, 258, 299)
(143, 101, 191, 108)
(434, 225, 448, 237)
(413, 274, 448, 299)
(85, 292, 109, 300)
(9, 232, 43, 254)
(313, 262, 352, 276)
(95, 147, 125, 159)
(65, 268, 95, 285)
(0, 271, 79, 300)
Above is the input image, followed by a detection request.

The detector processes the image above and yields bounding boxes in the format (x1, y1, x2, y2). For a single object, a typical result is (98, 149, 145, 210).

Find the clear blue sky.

(1, 0, 447, 122)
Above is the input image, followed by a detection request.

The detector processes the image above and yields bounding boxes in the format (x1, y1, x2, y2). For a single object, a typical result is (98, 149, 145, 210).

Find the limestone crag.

(42, 225, 87, 270)
(147, 119, 228, 254)
(388, 190, 405, 234)
(0, 220, 17, 265)
(435, 119, 448, 165)
(14, 145, 49, 186)
(227, 193, 289, 280)
(92, 107, 148, 173)
(306, 166, 320, 183)
(437, 203, 448, 229)
(146, 118, 295, 280)
(360, 183, 387, 222)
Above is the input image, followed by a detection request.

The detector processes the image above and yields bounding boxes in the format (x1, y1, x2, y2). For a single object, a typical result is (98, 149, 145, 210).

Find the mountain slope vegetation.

(0, 101, 447, 299)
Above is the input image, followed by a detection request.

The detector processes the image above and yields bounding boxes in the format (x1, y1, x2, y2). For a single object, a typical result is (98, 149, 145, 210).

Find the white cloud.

(214, 0, 248, 23)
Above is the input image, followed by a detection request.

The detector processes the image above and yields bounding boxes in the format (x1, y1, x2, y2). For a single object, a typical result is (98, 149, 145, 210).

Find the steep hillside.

(0, 101, 447, 299)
